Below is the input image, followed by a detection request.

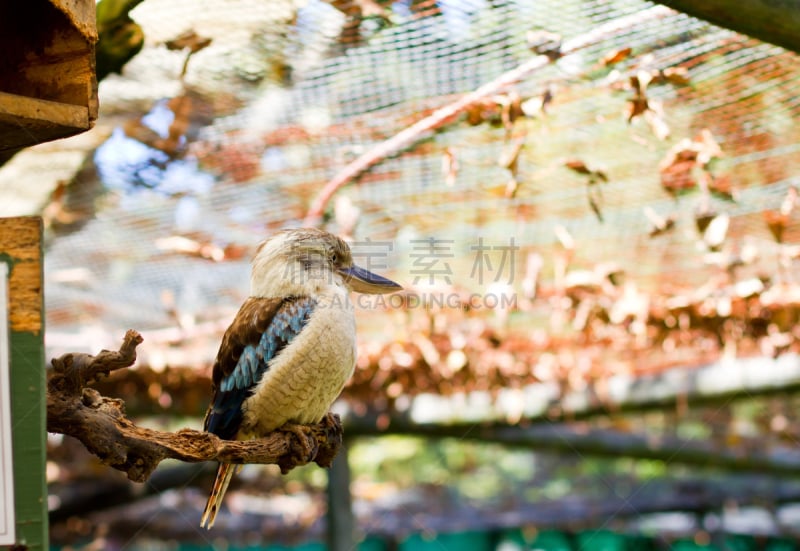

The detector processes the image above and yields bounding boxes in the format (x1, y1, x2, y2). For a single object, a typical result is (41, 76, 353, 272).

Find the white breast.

(241, 286, 356, 435)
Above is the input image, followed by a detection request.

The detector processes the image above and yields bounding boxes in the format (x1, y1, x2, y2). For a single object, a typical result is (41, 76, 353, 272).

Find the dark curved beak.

(338, 265, 402, 294)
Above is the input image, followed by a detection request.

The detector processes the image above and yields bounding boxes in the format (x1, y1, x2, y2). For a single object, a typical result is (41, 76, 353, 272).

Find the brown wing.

(211, 297, 285, 388)
(203, 296, 317, 439)
(203, 297, 284, 438)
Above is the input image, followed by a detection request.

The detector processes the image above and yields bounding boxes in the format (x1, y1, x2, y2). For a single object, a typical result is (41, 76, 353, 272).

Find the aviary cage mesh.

(42, 0, 800, 376)
(29, 0, 800, 543)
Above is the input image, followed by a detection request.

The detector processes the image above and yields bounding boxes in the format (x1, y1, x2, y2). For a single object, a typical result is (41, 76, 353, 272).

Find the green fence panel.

(724, 534, 757, 551)
(2, 217, 47, 550)
(400, 530, 494, 551)
(764, 539, 798, 551)
(266, 543, 326, 551)
(499, 528, 574, 550)
(576, 530, 655, 551)
(358, 536, 388, 551)
(670, 540, 719, 551)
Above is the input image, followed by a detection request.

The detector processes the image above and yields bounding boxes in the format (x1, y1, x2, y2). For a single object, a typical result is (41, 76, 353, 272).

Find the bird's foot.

(313, 412, 343, 468)
(278, 422, 317, 474)
(320, 411, 341, 432)
(275, 414, 343, 473)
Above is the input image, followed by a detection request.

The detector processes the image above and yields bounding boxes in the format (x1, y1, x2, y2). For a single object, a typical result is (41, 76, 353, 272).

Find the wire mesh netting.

(6, 0, 800, 544)
(24, 0, 798, 370)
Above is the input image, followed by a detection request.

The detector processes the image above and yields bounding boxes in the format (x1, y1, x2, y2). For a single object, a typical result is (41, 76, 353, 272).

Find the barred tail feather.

(201, 462, 236, 529)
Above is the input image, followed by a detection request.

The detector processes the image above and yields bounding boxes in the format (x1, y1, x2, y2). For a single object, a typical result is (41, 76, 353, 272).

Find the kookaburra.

(200, 228, 401, 528)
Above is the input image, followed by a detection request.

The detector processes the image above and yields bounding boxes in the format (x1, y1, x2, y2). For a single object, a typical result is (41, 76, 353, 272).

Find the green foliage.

(96, 0, 146, 80)
(348, 436, 541, 501)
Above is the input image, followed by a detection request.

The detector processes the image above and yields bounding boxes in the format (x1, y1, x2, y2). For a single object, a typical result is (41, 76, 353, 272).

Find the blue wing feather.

(205, 296, 316, 439)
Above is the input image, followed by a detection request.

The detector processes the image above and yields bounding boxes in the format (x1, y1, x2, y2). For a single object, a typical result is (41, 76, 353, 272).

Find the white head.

(250, 228, 401, 298)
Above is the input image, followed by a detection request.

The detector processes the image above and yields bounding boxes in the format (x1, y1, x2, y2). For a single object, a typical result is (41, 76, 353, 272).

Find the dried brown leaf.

(644, 206, 676, 237)
(627, 75, 670, 139)
(442, 148, 458, 187)
(658, 131, 723, 196)
(526, 30, 562, 60)
(661, 66, 690, 85)
(707, 173, 736, 201)
(764, 211, 788, 243)
(588, 192, 604, 222)
(330, 0, 392, 20)
(602, 47, 632, 66)
(500, 91, 524, 130)
(504, 176, 520, 199)
(695, 209, 716, 234)
(466, 97, 501, 126)
(498, 137, 525, 171)
(541, 85, 554, 114)
(165, 30, 213, 53)
(565, 159, 591, 175)
(626, 96, 649, 123)
(565, 159, 608, 182)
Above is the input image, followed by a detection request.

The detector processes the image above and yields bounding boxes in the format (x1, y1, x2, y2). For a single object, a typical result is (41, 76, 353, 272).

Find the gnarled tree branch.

(46, 330, 343, 482)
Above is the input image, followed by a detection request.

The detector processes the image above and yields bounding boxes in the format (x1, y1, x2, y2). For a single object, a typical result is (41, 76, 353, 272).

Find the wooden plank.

(0, 216, 47, 550)
(0, 92, 90, 152)
(0, 0, 97, 153)
(51, 0, 98, 42)
(0, 1, 97, 108)
(0, 217, 43, 334)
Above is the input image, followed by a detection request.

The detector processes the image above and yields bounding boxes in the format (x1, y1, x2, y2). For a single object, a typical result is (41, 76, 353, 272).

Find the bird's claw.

(278, 422, 317, 474)
(312, 412, 343, 468)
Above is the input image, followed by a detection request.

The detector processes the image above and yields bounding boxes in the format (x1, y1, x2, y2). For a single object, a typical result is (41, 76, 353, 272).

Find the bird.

(200, 228, 401, 529)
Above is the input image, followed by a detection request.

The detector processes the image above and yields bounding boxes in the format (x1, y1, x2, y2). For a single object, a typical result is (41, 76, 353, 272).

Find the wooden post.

(0, 217, 47, 550)
(326, 439, 355, 551)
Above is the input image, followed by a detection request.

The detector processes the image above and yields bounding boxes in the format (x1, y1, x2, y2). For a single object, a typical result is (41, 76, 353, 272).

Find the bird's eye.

(330, 253, 338, 263)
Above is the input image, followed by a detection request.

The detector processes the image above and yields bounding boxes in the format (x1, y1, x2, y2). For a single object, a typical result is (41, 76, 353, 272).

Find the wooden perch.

(46, 330, 343, 482)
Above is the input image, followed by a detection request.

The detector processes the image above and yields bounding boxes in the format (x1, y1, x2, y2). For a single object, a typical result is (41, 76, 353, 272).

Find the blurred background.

(3, 0, 800, 548)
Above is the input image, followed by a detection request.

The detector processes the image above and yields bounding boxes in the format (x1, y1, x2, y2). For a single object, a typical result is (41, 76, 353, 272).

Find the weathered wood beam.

(349, 420, 800, 477)
(364, 476, 800, 537)
(0, 92, 90, 152)
(0, 0, 97, 156)
(344, 354, 800, 429)
(655, 0, 800, 53)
